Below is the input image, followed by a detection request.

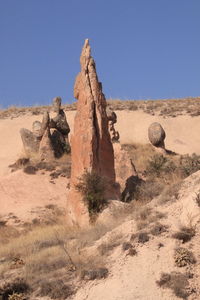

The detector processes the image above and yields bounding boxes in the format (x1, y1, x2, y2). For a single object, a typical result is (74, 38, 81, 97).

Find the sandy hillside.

(1, 109, 200, 176)
(0, 104, 200, 300)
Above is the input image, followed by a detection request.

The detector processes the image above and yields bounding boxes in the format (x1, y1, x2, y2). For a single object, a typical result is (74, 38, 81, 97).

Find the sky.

(0, 0, 200, 108)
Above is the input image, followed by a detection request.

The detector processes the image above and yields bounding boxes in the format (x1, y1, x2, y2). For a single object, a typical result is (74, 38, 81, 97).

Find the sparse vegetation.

(38, 279, 74, 299)
(146, 154, 176, 177)
(156, 272, 190, 299)
(131, 232, 150, 244)
(195, 191, 200, 207)
(150, 223, 168, 236)
(23, 165, 37, 174)
(80, 268, 108, 280)
(158, 181, 182, 204)
(172, 226, 195, 243)
(179, 154, 200, 177)
(75, 171, 107, 219)
(135, 180, 164, 201)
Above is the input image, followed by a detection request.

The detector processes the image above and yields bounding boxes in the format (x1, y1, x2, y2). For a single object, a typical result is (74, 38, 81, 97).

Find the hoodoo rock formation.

(67, 39, 119, 226)
(106, 106, 120, 143)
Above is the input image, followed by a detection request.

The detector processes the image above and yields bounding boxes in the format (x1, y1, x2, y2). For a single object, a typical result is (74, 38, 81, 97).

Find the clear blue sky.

(0, 0, 200, 108)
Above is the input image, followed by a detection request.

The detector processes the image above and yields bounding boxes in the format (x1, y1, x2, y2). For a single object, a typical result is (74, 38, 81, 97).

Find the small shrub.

(38, 279, 74, 299)
(8, 293, 26, 300)
(195, 192, 200, 207)
(150, 223, 168, 236)
(156, 272, 190, 299)
(0, 279, 29, 300)
(80, 268, 108, 280)
(137, 232, 149, 243)
(23, 165, 37, 174)
(174, 247, 196, 267)
(127, 248, 137, 256)
(131, 232, 149, 244)
(172, 226, 195, 243)
(122, 242, 133, 251)
(75, 171, 107, 218)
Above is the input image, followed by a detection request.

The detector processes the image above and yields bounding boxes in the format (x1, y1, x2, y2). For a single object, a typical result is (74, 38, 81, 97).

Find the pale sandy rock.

(148, 122, 166, 148)
(39, 127, 54, 161)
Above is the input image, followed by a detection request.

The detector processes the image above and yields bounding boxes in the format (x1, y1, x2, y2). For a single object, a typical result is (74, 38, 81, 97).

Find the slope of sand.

(1, 110, 200, 176)
(72, 171, 200, 300)
(1, 109, 200, 299)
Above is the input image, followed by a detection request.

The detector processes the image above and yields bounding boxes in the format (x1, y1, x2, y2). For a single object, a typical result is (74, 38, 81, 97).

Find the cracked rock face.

(67, 39, 118, 226)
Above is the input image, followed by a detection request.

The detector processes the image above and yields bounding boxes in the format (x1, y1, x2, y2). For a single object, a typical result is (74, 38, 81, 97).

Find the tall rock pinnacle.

(67, 39, 118, 225)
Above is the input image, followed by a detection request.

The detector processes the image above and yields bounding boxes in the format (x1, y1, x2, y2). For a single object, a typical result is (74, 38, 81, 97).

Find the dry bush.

(8, 293, 26, 300)
(0, 279, 29, 300)
(150, 223, 168, 236)
(156, 272, 190, 299)
(195, 192, 200, 207)
(136, 232, 150, 243)
(23, 165, 37, 174)
(80, 268, 108, 280)
(174, 247, 196, 267)
(172, 226, 195, 243)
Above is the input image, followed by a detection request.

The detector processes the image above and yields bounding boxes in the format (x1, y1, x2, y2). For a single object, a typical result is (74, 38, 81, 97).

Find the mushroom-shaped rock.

(148, 122, 166, 148)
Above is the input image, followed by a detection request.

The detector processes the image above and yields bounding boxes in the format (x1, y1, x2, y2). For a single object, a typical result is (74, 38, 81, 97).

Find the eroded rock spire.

(67, 39, 119, 225)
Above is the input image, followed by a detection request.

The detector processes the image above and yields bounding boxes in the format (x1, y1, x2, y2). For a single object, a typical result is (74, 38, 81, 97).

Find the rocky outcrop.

(148, 122, 166, 153)
(106, 106, 120, 142)
(20, 98, 70, 159)
(50, 97, 71, 156)
(67, 39, 119, 226)
(39, 127, 54, 161)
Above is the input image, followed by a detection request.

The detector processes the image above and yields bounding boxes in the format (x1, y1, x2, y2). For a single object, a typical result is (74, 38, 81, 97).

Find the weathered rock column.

(67, 39, 119, 226)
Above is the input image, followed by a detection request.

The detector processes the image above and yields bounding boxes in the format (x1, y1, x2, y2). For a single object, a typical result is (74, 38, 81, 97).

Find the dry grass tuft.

(156, 272, 190, 299)
(37, 279, 74, 299)
(172, 226, 195, 243)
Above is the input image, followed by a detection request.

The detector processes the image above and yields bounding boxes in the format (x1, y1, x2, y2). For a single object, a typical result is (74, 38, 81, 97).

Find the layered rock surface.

(67, 39, 118, 225)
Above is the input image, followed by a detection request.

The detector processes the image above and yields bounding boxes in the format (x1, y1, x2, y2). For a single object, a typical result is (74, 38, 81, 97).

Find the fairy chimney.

(67, 39, 119, 226)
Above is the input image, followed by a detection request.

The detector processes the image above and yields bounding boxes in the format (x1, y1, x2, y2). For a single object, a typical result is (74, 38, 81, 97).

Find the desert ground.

(0, 98, 200, 300)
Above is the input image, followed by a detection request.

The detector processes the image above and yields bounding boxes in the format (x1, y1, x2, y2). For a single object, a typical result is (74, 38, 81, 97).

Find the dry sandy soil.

(0, 101, 200, 300)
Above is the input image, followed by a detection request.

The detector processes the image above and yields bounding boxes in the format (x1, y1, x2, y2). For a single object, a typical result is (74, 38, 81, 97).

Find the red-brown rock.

(67, 39, 119, 226)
